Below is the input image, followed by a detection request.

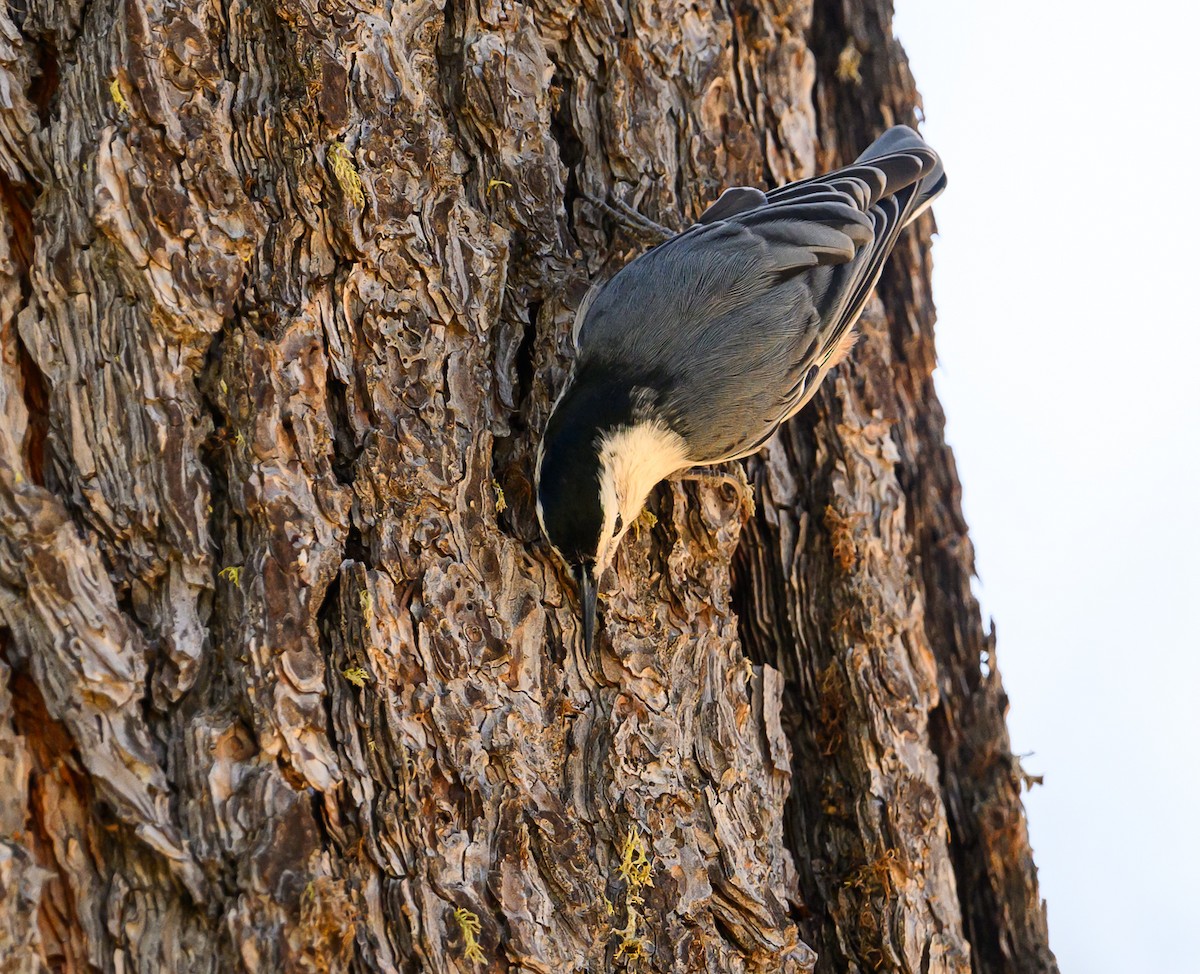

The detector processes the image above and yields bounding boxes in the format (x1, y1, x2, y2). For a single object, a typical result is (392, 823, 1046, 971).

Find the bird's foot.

(673, 463, 755, 520)
(579, 190, 677, 243)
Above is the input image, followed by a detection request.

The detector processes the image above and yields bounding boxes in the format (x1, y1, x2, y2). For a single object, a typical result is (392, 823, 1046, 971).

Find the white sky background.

(891, 2, 1200, 972)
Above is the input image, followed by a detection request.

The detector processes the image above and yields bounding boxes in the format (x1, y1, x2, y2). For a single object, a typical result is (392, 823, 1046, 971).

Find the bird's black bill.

(573, 562, 598, 655)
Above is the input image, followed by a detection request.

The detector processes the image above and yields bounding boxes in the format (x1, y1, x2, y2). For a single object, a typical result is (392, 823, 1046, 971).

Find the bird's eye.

(614, 514, 624, 536)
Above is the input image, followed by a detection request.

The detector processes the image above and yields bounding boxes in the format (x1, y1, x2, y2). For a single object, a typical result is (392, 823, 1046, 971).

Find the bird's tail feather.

(852, 124, 946, 226)
(805, 127, 944, 364)
(764, 124, 945, 223)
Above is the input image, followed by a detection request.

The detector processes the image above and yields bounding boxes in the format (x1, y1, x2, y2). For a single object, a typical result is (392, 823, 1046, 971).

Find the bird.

(535, 125, 946, 654)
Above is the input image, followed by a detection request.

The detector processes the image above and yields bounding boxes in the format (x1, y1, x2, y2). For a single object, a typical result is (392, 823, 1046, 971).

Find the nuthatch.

(536, 125, 945, 653)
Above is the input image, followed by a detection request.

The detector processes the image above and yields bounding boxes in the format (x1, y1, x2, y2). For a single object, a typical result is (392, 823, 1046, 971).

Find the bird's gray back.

(573, 125, 944, 463)
(576, 226, 835, 460)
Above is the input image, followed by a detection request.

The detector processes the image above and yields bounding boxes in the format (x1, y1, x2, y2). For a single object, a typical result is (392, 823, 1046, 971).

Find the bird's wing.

(573, 126, 945, 461)
(695, 124, 945, 365)
(699, 124, 945, 228)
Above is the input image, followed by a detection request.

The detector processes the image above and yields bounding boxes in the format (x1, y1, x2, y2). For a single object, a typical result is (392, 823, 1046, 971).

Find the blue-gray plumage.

(536, 125, 945, 653)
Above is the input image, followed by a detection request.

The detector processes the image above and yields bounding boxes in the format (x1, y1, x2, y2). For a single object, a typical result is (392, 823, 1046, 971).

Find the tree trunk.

(0, 0, 1056, 971)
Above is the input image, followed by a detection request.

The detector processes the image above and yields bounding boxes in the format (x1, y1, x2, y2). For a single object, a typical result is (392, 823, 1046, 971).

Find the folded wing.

(573, 125, 945, 462)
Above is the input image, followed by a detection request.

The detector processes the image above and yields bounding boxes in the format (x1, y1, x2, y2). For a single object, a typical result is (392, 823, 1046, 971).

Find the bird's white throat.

(594, 421, 691, 571)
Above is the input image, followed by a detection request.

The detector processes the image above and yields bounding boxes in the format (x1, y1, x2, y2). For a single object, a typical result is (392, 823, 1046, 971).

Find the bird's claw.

(674, 463, 755, 521)
(579, 190, 677, 243)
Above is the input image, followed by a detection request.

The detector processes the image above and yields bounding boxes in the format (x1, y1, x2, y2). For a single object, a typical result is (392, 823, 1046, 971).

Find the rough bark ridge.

(0, 0, 1055, 971)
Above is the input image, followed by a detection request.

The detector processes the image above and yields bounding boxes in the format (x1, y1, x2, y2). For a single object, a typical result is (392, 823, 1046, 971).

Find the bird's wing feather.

(696, 186, 769, 224)
(571, 282, 602, 348)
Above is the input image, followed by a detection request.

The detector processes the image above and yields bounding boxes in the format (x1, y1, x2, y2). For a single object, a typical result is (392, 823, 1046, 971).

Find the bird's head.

(535, 380, 689, 653)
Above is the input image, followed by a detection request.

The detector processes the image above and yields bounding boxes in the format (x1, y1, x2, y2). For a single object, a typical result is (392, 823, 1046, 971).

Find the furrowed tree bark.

(0, 0, 1056, 971)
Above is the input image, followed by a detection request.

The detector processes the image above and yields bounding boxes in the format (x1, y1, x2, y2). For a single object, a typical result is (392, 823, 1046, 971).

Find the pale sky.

(891, 2, 1200, 971)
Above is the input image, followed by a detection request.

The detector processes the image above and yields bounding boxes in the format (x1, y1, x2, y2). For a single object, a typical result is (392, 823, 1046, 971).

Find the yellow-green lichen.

(342, 665, 371, 688)
(632, 509, 657, 541)
(610, 827, 654, 966)
(837, 39, 863, 85)
(329, 142, 365, 208)
(616, 826, 653, 892)
(452, 907, 486, 964)
(110, 77, 131, 115)
(613, 908, 651, 965)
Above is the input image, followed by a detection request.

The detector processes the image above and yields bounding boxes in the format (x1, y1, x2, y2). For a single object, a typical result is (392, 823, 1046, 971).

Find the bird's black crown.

(537, 368, 643, 564)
